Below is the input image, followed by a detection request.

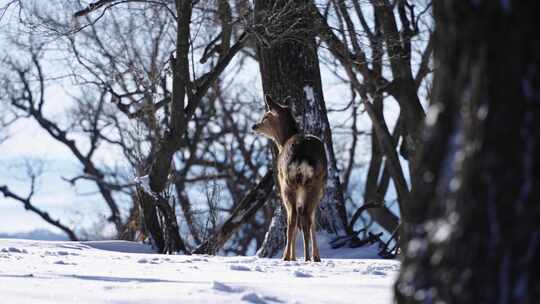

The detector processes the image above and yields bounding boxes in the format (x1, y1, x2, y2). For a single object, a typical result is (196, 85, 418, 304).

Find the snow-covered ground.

(0, 238, 399, 304)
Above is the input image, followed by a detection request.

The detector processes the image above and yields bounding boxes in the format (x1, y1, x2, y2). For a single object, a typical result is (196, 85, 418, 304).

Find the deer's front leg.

(300, 206, 311, 261)
(309, 187, 324, 262)
(290, 208, 297, 261)
(283, 207, 297, 261)
(281, 187, 297, 261)
(310, 212, 321, 262)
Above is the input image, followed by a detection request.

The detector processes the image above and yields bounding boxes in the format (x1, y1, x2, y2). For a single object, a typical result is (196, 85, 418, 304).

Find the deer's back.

(278, 134, 327, 187)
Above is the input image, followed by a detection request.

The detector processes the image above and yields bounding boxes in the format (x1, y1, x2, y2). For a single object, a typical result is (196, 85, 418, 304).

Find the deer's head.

(252, 95, 298, 147)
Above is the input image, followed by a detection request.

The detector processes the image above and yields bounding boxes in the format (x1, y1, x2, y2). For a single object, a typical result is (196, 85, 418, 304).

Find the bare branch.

(415, 32, 433, 89)
(193, 170, 274, 254)
(0, 185, 78, 241)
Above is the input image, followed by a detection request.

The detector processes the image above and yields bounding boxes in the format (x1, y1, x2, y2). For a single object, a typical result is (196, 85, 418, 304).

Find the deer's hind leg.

(311, 187, 324, 262)
(282, 189, 297, 261)
(302, 218, 312, 261)
(304, 186, 322, 262)
(310, 212, 321, 262)
(299, 187, 323, 262)
(298, 202, 311, 261)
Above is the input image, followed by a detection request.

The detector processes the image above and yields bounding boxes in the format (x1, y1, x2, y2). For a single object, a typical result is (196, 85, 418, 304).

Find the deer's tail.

(288, 161, 314, 185)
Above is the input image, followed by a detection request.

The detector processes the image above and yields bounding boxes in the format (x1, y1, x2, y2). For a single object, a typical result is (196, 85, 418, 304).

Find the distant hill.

(0, 229, 68, 241)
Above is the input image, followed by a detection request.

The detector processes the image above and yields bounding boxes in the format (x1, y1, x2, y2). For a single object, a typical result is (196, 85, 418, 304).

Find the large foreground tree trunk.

(254, 0, 349, 257)
(396, 2, 540, 303)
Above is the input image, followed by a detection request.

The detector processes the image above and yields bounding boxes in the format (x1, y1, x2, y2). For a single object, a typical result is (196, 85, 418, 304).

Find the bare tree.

(1, 0, 276, 254)
(0, 44, 127, 235)
(312, 0, 433, 247)
(67, 0, 250, 253)
(252, 0, 351, 258)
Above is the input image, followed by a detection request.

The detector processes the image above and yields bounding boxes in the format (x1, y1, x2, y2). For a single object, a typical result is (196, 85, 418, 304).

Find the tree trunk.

(396, 2, 540, 303)
(255, 0, 348, 257)
(371, 0, 426, 174)
(256, 198, 287, 258)
(135, 0, 192, 254)
(194, 171, 274, 254)
(363, 97, 400, 234)
(136, 188, 187, 254)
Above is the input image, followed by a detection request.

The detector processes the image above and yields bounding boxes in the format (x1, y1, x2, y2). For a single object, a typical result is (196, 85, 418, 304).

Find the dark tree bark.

(362, 97, 400, 234)
(396, 2, 540, 303)
(136, 190, 165, 252)
(136, 188, 187, 254)
(254, 0, 349, 257)
(370, 0, 426, 170)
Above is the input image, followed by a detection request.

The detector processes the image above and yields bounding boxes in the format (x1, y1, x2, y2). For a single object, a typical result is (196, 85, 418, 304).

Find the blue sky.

(0, 130, 110, 233)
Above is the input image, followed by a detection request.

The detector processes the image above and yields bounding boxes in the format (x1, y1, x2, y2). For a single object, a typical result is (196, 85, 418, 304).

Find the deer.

(252, 95, 327, 262)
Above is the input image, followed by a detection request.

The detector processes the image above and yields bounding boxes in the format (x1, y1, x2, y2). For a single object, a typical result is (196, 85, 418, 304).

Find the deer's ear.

(280, 96, 292, 109)
(265, 94, 288, 111)
(264, 94, 277, 111)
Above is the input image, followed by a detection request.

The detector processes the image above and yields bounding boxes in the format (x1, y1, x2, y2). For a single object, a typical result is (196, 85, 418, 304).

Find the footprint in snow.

(54, 260, 76, 265)
(362, 265, 388, 276)
(241, 292, 266, 304)
(1, 247, 28, 254)
(137, 258, 162, 264)
(293, 270, 313, 278)
(179, 259, 193, 263)
(226, 257, 257, 264)
(323, 261, 335, 267)
(58, 244, 90, 250)
(262, 295, 284, 303)
(45, 251, 63, 256)
(230, 264, 251, 271)
(212, 281, 241, 293)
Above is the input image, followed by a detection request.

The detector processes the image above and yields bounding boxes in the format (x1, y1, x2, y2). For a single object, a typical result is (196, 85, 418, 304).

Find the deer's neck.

(274, 120, 299, 152)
